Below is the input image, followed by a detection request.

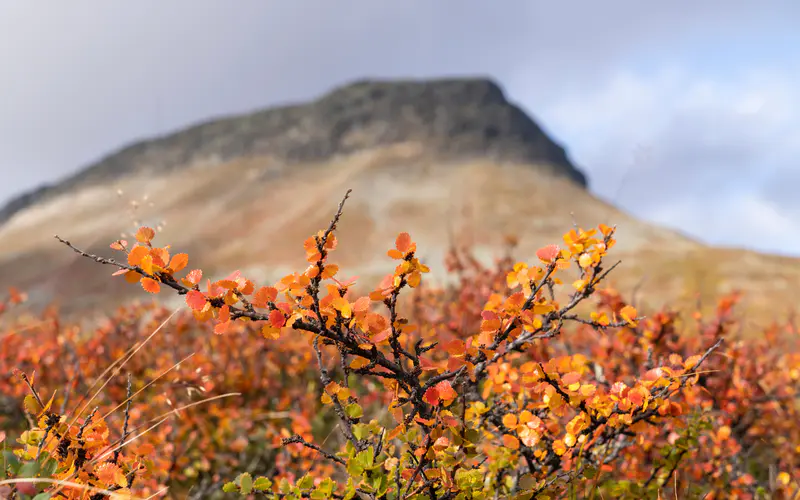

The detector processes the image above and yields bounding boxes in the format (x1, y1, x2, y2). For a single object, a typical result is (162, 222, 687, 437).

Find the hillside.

(0, 78, 585, 226)
(0, 77, 798, 326)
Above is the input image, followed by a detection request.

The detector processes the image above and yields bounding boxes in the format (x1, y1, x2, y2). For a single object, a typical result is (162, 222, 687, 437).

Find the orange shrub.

(0, 190, 797, 499)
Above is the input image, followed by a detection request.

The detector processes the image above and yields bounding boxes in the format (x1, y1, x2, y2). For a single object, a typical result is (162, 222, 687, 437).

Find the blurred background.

(0, 1, 798, 318)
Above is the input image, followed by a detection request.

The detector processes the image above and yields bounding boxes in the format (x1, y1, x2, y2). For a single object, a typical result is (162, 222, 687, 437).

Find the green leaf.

(342, 478, 357, 500)
(39, 457, 58, 478)
(222, 482, 238, 493)
(345, 403, 363, 419)
(18, 460, 40, 478)
(297, 474, 314, 490)
(352, 424, 368, 441)
(253, 476, 272, 491)
(2, 450, 20, 474)
(239, 472, 253, 495)
(32, 494, 51, 500)
(312, 477, 335, 498)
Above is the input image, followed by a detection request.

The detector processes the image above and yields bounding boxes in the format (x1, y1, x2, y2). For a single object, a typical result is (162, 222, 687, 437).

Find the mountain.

(0, 78, 585, 226)
(1, 77, 798, 326)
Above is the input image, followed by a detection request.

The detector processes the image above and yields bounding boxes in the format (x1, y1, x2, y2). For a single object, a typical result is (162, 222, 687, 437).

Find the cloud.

(522, 65, 800, 254)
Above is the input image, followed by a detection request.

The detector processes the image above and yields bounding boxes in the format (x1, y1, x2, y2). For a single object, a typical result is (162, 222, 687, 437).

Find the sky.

(1, 2, 798, 255)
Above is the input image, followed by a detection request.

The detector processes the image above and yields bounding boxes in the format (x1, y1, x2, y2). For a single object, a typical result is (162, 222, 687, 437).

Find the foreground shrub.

(1, 190, 798, 498)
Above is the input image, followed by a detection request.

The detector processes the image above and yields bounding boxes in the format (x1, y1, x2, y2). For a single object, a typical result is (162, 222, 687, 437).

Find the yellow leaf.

(23, 395, 39, 415)
(332, 297, 352, 318)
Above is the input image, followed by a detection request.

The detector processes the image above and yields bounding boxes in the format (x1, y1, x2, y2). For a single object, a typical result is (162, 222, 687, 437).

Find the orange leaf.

(387, 249, 404, 260)
(321, 264, 339, 279)
(350, 357, 370, 369)
(502, 434, 520, 450)
(684, 354, 702, 370)
(124, 270, 142, 284)
(168, 253, 189, 273)
(150, 247, 169, 267)
(502, 413, 518, 429)
(353, 296, 371, 313)
(619, 305, 638, 326)
(140, 278, 160, 294)
(324, 234, 338, 250)
(261, 325, 281, 340)
(135, 226, 156, 244)
(253, 286, 278, 308)
(96, 462, 127, 488)
(127, 245, 149, 266)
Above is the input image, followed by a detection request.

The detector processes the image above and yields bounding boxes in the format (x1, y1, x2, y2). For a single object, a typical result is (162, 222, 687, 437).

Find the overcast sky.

(1, 2, 798, 255)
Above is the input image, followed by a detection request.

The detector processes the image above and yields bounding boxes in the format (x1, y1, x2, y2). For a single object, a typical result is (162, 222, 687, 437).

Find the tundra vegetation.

(1, 190, 798, 499)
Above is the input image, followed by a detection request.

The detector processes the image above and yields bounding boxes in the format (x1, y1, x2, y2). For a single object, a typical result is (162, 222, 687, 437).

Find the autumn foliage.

(1, 190, 799, 499)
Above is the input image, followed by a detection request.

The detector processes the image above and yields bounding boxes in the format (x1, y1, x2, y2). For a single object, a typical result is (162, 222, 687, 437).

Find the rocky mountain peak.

(0, 76, 587, 226)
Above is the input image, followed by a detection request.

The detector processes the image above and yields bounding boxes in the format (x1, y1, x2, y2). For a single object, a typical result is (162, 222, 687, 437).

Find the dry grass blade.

(69, 307, 179, 428)
(0, 478, 144, 499)
(101, 352, 195, 421)
(91, 392, 241, 465)
(39, 307, 180, 473)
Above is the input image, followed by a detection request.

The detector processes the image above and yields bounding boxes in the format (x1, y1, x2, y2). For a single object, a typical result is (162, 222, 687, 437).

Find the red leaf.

(186, 290, 207, 311)
(187, 269, 202, 283)
(435, 380, 457, 400)
(536, 244, 560, 262)
(109, 240, 127, 251)
(253, 286, 278, 308)
(423, 386, 440, 405)
(218, 305, 231, 323)
(269, 310, 286, 328)
(395, 232, 413, 253)
(424, 380, 457, 406)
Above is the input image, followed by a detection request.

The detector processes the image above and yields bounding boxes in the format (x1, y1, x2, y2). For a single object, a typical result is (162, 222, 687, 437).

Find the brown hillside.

(0, 78, 797, 327)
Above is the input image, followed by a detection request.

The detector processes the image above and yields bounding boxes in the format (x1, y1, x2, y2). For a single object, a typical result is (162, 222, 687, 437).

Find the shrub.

(0, 190, 798, 499)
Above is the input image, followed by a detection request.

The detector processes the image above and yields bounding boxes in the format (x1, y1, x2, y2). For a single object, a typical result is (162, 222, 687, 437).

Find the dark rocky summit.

(0, 77, 587, 225)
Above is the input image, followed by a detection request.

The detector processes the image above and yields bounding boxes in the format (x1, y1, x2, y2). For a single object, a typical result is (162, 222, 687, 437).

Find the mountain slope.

(0, 78, 585, 226)
(0, 77, 797, 326)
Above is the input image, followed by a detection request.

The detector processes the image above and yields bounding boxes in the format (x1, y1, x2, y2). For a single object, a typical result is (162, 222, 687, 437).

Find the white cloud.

(511, 66, 800, 254)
